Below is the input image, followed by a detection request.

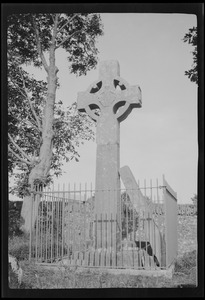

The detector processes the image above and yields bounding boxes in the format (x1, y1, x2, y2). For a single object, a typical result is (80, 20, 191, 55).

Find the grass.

(8, 216, 197, 289)
(9, 246, 197, 289)
(16, 249, 196, 289)
(8, 234, 30, 261)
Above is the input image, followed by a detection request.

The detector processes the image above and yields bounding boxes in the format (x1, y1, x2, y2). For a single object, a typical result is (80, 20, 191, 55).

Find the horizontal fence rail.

(29, 178, 181, 270)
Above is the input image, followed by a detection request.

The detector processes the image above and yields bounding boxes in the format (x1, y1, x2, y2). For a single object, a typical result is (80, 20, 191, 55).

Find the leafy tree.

(8, 13, 103, 232)
(8, 201, 24, 237)
(191, 194, 197, 206)
(183, 26, 198, 85)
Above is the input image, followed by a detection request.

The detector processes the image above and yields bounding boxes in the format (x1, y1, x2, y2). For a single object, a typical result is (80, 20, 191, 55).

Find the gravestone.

(120, 165, 162, 266)
(77, 60, 141, 249)
(120, 165, 150, 211)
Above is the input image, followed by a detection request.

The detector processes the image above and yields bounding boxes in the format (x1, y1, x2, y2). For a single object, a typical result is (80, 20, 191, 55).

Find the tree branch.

(19, 69, 42, 132)
(51, 14, 60, 47)
(9, 76, 27, 99)
(55, 30, 81, 49)
(9, 72, 42, 133)
(82, 41, 92, 58)
(10, 76, 42, 133)
(32, 15, 49, 73)
(8, 145, 32, 165)
(24, 118, 40, 132)
(8, 133, 32, 163)
(51, 14, 55, 24)
(57, 14, 78, 34)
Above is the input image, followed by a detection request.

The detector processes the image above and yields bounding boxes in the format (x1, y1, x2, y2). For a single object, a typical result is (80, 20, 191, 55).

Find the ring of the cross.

(113, 76, 130, 92)
(87, 79, 104, 95)
(87, 77, 130, 95)
(85, 76, 137, 122)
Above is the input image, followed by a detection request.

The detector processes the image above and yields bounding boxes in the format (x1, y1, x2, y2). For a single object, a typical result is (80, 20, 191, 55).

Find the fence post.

(29, 183, 34, 262)
(163, 175, 178, 268)
(62, 184, 65, 259)
(40, 186, 43, 262)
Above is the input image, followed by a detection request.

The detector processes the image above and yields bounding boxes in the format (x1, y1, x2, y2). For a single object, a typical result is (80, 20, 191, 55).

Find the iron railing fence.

(29, 178, 178, 270)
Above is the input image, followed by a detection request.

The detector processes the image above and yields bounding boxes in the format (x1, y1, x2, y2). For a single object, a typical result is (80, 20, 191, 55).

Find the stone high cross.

(77, 60, 141, 249)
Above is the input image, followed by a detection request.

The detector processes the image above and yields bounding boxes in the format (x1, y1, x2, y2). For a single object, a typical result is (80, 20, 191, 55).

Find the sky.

(10, 13, 198, 204)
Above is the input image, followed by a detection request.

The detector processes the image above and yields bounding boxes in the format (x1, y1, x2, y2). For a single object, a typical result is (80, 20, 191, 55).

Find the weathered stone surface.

(63, 199, 94, 251)
(77, 60, 141, 249)
(120, 165, 162, 267)
(8, 255, 23, 288)
(177, 215, 197, 256)
(120, 165, 149, 211)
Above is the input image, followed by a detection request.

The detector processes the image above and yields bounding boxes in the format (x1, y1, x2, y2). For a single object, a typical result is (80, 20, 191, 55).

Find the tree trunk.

(21, 49, 58, 233)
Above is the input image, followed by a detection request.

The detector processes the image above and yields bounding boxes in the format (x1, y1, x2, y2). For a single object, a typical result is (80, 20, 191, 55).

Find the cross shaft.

(77, 60, 142, 249)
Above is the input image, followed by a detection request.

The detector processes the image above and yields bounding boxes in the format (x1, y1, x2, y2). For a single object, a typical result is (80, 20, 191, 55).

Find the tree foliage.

(8, 97, 95, 198)
(7, 13, 103, 75)
(8, 13, 103, 199)
(8, 201, 24, 237)
(8, 57, 95, 198)
(191, 194, 197, 207)
(183, 26, 198, 85)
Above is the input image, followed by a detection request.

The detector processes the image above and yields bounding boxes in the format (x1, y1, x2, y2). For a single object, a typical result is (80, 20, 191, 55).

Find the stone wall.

(177, 215, 197, 257)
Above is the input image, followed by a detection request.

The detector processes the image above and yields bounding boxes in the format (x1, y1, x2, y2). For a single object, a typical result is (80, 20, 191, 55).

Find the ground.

(8, 215, 197, 289)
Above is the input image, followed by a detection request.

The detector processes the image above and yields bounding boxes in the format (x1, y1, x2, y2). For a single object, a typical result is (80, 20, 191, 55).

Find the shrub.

(175, 250, 197, 275)
(9, 201, 24, 237)
(8, 234, 30, 261)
